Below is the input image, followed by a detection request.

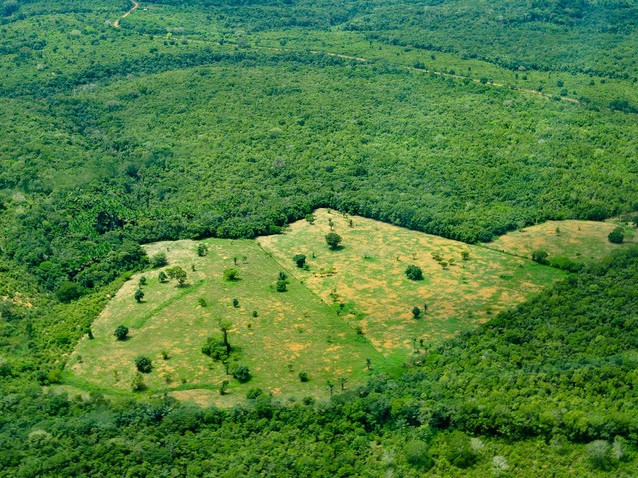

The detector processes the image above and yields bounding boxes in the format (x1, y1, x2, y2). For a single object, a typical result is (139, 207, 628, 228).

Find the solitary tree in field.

(338, 377, 347, 390)
(608, 227, 625, 244)
(219, 380, 229, 395)
(219, 319, 232, 354)
(134, 288, 145, 303)
(150, 252, 168, 268)
(366, 358, 372, 370)
(114, 325, 129, 341)
(223, 267, 239, 281)
(138, 276, 147, 286)
(232, 298, 239, 308)
(405, 264, 423, 281)
(293, 254, 306, 268)
(197, 243, 208, 257)
(412, 306, 421, 319)
(135, 355, 152, 373)
(325, 232, 342, 250)
(461, 251, 470, 261)
(158, 271, 168, 283)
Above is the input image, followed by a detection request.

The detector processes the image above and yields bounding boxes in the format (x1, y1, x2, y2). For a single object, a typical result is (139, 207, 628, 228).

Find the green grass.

(70, 238, 382, 406)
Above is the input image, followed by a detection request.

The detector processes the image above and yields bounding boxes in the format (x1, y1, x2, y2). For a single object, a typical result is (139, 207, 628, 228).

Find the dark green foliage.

(197, 244, 208, 257)
(138, 276, 147, 286)
(158, 271, 168, 283)
(232, 298, 239, 308)
(276, 279, 287, 292)
(548, 256, 583, 272)
(608, 227, 625, 244)
(113, 325, 129, 341)
(201, 338, 229, 361)
(531, 249, 549, 264)
(232, 364, 251, 383)
(412, 306, 421, 318)
(298, 371, 309, 382)
(293, 254, 307, 267)
(135, 356, 152, 374)
(325, 232, 342, 250)
(134, 288, 144, 303)
(405, 265, 423, 281)
(55, 282, 86, 303)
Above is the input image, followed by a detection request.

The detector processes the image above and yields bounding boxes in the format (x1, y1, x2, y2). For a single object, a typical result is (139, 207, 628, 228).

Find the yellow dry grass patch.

(487, 220, 635, 262)
(259, 209, 565, 358)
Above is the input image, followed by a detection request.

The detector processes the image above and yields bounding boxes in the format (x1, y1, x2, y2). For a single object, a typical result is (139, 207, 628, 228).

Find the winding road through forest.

(113, 0, 139, 28)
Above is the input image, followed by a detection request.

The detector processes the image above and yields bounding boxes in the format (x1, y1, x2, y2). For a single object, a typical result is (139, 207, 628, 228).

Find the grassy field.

(68, 238, 381, 406)
(68, 211, 575, 405)
(486, 220, 636, 263)
(258, 210, 566, 362)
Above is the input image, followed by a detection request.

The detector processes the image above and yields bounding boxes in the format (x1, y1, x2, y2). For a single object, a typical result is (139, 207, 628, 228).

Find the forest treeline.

(1, 247, 637, 475)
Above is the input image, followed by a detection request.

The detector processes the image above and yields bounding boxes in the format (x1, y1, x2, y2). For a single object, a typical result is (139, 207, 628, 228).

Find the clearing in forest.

(486, 220, 636, 263)
(69, 210, 571, 404)
(258, 209, 565, 362)
(69, 238, 381, 405)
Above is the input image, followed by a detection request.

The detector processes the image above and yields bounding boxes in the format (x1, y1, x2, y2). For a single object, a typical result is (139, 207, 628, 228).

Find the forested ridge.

(1, 0, 637, 475)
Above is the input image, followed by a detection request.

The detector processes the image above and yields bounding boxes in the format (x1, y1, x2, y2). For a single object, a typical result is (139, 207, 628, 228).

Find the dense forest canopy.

(0, 0, 637, 475)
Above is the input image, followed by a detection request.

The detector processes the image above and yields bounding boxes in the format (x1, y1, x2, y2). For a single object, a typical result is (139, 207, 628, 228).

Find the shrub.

(158, 271, 168, 283)
(56, 281, 86, 303)
(608, 227, 624, 244)
(276, 279, 287, 292)
(223, 268, 239, 281)
(114, 325, 129, 341)
(405, 440, 434, 470)
(150, 252, 168, 268)
(325, 232, 342, 249)
(134, 288, 145, 303)
(131, 372, 145, 392)
(246, 388, 263, 399)
(196, 243, 208, 256)
(298, 371, 309, 382)
(412, 306, 421, 318)
(232, 298, 239, 307)
(138, 276, 147, 286)
(405, 265, 423, 281)
(531, 249, 549, 264)
(293, 254, 306, 268)
(232, 364, 251, 383)
(201, 338, 229, 361)
(135, 356, 152, 373)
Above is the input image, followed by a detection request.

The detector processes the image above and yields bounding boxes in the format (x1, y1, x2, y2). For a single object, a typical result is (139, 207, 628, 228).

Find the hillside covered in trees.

(1, 0, 637, 475)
